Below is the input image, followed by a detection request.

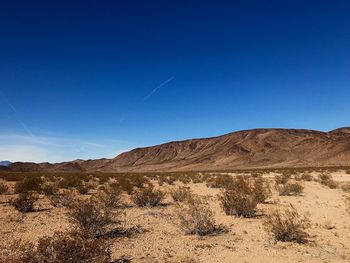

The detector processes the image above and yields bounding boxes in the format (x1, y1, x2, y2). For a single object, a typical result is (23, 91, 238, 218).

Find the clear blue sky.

(0, 0, 349, 162)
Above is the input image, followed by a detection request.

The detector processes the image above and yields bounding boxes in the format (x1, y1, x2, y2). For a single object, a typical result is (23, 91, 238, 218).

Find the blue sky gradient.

(0, 0, 349, 162)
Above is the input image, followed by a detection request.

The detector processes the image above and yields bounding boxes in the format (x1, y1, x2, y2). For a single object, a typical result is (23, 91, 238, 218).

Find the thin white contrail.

(143, 76, 175, 101)
(0, 90, 35, 138)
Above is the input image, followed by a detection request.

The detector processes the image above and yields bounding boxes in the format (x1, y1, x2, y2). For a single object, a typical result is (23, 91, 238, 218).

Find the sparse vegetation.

(318, 173, 338, 189)
(341, 183, 350, 193)
(275, 173, 291, 185)
(177, 194, 228, 236)
(67, 195, 117, 237)
(132, 184, 166, 207)
(264, 205, 311, 243)
(219, 176, 258, 217)
(0, 231, 112, 263)
(171, 186, 192, 202)
(252, 176, 271, 203)
(10, 192, 39, 213)
(15, 176, 42, 193)
(0, 182, 9, 194)
(277, 181, 304, 196)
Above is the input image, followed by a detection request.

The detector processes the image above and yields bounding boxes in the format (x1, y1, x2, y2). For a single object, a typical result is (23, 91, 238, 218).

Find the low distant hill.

(5, 127, 350, 172)
(0, 161, 12, 166)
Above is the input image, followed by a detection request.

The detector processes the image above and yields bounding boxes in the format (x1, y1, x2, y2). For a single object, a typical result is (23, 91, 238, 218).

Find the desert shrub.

(177, 174, 192, 184)
(219, 189, 258, 217)
(40, 181, 59, 195)
(341, 183, 350, 193)
(177, 194, 227, 236)
(77, 183, 90, 195)
(15, 176, 43, 193)
(264, 205, 311, 243)
(47, 189, 76, 207)
(10, 192, 39, 213)
(319, 174, 338, 189)
(97, 184, 123, 209)
(252, 177, 271, 203)
(115, 177, 134, 195)
(219, 175, 258, 217)
(277, 182, 304, 196)
(58, 174, 84, 189)
(67, 196, 116, 237)
(0, 182, 9, 194)
(0, 231, 112, 263)
(171, 186, 192, 202)
(275, 173, 291, 185)
(300, 173, 313, 181)
(132, 184, 165, 207)
(206, 174, 234, 188)
(129, 174, 150, 188)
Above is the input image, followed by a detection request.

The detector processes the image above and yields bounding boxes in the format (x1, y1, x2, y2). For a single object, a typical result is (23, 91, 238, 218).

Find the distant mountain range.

(4, 127, 350, 172)
(0, 161, 12, 166)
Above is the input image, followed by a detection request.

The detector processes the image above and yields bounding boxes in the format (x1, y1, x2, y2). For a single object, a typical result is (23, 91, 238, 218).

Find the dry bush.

(58, 174, 84, 189)
(171, 186, 192, 202)
(0, 182, 9, 194)
(10, 192, 39, 213)
(219, 190, 258, 217)
(0, 231, 112, 263)
(40, 181, 59, 195)
(275, 173, 291, 185)
(96, 184, 123, 209)
(115, 177, 135, 195)
(47, 189, 76, 207)
(319, 174, 338, 189)
(77, 183, 90, 195)
(177, 174, 192, 184)
(219, 175, 258, 217)
(206, 174, 234, 188)
(300, 173, 313, 181)
(341, 183, 350, 193)
(264, 205, 311, 243)
(277, 181, 304, 196)
(252, 177, 271, 203)
(132, 184, 166, 207)
(177, 194, 228, 236)
(15, 176, 42, 193)
(67, 196, 116, 237)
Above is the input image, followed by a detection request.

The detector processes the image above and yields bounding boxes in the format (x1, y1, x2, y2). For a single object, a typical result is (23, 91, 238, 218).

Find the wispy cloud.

(143, 76, 175, 101)
(0, 133, 132, 163)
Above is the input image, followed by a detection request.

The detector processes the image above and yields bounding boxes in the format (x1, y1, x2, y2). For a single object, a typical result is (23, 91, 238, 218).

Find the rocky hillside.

(6, 127, 350, 172)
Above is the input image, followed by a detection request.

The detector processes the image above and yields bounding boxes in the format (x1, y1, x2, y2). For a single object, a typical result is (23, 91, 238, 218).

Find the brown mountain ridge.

(4, 127, 350, 172)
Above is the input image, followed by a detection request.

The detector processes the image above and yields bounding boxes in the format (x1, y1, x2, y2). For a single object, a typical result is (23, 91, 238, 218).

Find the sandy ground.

(1, 171, 350, 263)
